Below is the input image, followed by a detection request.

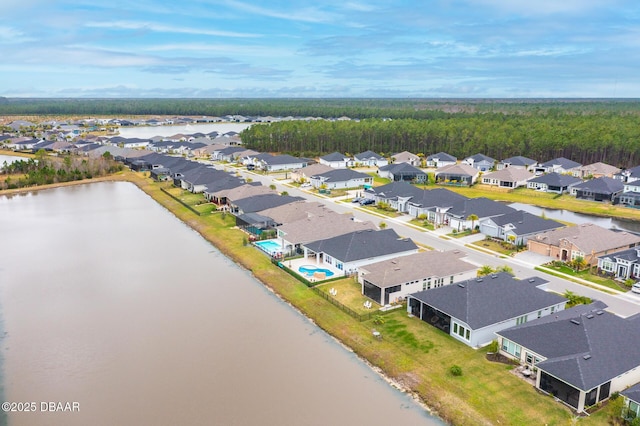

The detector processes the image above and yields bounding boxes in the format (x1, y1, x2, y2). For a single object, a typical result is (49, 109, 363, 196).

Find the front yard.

(538, 262, 628, 292)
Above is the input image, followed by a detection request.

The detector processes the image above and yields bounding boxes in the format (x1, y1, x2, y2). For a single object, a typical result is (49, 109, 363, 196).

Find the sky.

(1, 0, 639, 98)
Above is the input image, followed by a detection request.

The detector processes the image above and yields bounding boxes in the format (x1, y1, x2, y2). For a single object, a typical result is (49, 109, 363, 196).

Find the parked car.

(360, 199, 375, 205)
(351, 197, 361, 203)
(300, 183, 311, 188)
(632, 283, 640, 294)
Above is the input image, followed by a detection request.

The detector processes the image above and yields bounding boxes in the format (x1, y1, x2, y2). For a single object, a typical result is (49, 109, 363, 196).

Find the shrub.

(373, 315, 385, 325)
(449, 365, 463, 376)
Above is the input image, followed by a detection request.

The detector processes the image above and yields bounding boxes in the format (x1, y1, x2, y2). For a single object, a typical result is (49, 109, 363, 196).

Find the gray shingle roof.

(232, 194, 305, 213)
(304, 228, 418, 263)
(572, 177, 624, 194)
(500, 156, 537, 167)
(447, 197, 516, 219)
(488, 210, 565, 236)
(622, 382, 640, 404)
(320, 152, 349, 162)
(427, 152, 457, 162)
(354, 150, 384, 160)
(312, 168, 371, 182)
(378, 162, 425, 175)
(262, 154, 306, 165)
(529, 172, 582, 186)
(499, 302, 640, 391)
(409, 272, 564, 329)
(541, 157, 581, 169)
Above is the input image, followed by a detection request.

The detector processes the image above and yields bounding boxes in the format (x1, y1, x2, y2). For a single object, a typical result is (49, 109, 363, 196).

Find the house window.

(453, 323, 470, 341)
(537, 310, 542, 319)
(501, 339, 521, 358)
(516, 315, 527, 325)
(600, 261, 614, 273)
(450, 275, 454, 284)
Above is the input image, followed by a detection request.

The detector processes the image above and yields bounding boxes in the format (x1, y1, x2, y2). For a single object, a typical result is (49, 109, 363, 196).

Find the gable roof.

(531, 223, 640, 254)
(261, 154, 306, 165)
(391, 151, 420, 162)
(409, 273, 564, 329)
(435, 163, 479, 177)
(304, 228, 418, 263)
(465, 153, 496, 164)
(359, 250, 476, 288)
(232, 194, 305, 213)
(277, 213, 377, 245)
(354, 150, 385, 161)
(311, 168, 371, 182)
(292, 163, 333, 177)
(529, 172, 582, 186)
(579, 162, 620, 176)
(622, 382, 640, 405)
(482, 167, 534, 182)
(378, 162, 426, 175)
(500, 156, 537, 167)
(498, 302, 640, 391)
(540, 157, 581, 170)
(320, 152, 350, 162)
(447, 197, 516, 219)
(487, 210, 565, 236)
(572, 176, 624, 194)
(409, 188, 468, 209)
(427, 152, 457, 162)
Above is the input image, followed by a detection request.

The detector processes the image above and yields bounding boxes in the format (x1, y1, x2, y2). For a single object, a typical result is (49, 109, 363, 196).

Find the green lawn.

(471, 239, 519, 256)
(538, 263, 628, 292)
(367, 172, 392, 186)
(316, 277, 381, 314)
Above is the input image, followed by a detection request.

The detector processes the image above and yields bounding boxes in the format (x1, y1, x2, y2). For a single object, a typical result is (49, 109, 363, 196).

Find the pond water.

(509, 202, 640, 233)
(0, 182, 441, 426)
(0, 154, 27, 168)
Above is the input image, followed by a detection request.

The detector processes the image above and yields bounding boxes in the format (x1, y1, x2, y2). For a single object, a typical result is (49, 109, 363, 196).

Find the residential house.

(230, 193, 305, 215)
(617, 180, 640, 207)
(496, 303, 640, 413)
(302, 229, 419, 276)
(527, 172, 582, 193)
(207, 183, 274, 206)
(481, 168, 534, 188)
(621, 382, 640, 422)
(391, 151, 421, 167)
(254, 154, 308, 172)
(479, 210, 565, 246)
(275, 212, 377, 257)
(8, 120, 35, 131)
(359, 250, 477, 306)
(535, 157, 582, 175)
(289, 163, 333, 184)
(597, 246, 640, 280)
(5, 137, 40, 151)
(445, 197, 516, 231)
(462, 154, 496, 171)
(309, 168, 373, 190)
(377, 163, 427, 183)
(180, 167, 233, 193)
(434, 163, 479, 186)
(407, 272, 566, 348)
(426, 152, 457, 168)
(318, 152, 351, 168)
(527, 223, 640, 265)
(406, 189, 468, 224)
(615, 165, 640, 183)
(574, 162, 621, 179)
(353, 151, 388, 167)
(497, 156, 537, 171)
(570, 177, 624, 202)
(211, 146, 247, 162)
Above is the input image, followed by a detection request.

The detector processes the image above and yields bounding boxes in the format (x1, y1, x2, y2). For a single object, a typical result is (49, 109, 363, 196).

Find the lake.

(509, 202, 640, 233)
(0, 182, 440, 426)
(0, 154, 27, 168)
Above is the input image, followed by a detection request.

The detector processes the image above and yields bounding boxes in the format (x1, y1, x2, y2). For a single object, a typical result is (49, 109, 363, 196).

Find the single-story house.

(496, 302, 640, 413)
(211, 146, 247, 161)
(275, 212, 377, 257)
(391, 151, 421, 166)
(615, 165, 640, 183)
(570, 177, 624, 202)
(353, 150, 388, 167)
(254, 154, 309, 172)
(406, 189, 468, 224)
(426, 152, 457, 168)
(302, 228, 419, 276)
(527, 173, 582, 194)
(310, 168, 373, 190)
(527, 223, 640, 266)
(479, 210, 565, 246)
(535, 157, 582, 175)
(179, 167, 229, 193)
(434, 163, 479, 186)
(445, 197, 517, 231)
(597, 247, 640, 280)
(462, 153, 496, 171)
(359, 250, 477, 305)
(289, 163, 333, 184)
(497, 156, 537, 171)
(377, 163, 427, 183)
(230, 193, 305, 215)
(318, 152, 350, 168)
(574, 162, 621, 179)
(481, 167, 534, 188)
(621, 382, 640, 422)
(362, 181, 423, 212)
(407, 272, 566, 348)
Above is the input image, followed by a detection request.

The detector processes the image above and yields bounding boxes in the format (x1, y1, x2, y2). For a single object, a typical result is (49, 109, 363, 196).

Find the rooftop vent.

(457, 283, 466, 288)
(570, 319, 581, 325)
(528, 278, 536, 283)
(586, 314, 594, 319)
(476, 278, 483, 282)
(583, 354, 592, 360)
(491, 274, 498, 279)
(596, 311, 604, 315)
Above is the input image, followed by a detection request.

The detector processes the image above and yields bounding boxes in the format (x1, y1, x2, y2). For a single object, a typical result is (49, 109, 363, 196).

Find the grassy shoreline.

(0, 170, 620, 425)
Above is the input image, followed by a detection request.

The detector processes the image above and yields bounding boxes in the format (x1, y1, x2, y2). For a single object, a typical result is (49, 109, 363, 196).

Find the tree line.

(240, 115, 640, 168)
(1, 151, 123, 190)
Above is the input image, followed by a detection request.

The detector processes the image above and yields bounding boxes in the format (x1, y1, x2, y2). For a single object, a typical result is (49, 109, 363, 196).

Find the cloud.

(214, 0, 338, 24)
(0, 26, 35, 44)
(85, 21, 261, 38)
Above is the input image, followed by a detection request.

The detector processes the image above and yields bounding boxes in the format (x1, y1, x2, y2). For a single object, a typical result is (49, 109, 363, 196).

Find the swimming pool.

(254, 239, 282, 256)
(298, 265, 335, 278)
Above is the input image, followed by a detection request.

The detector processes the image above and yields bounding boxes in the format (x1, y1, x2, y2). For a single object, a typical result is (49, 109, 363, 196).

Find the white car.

(632, 283, 640, 294)
(300, 183, 311, 188)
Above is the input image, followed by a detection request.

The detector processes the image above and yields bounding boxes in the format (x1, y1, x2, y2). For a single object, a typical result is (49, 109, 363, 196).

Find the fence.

(161, 187, 205, 216)
(310, 286, 401, 322)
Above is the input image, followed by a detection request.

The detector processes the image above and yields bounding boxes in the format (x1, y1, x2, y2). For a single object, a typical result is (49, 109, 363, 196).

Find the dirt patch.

(485, 352, 514, 365)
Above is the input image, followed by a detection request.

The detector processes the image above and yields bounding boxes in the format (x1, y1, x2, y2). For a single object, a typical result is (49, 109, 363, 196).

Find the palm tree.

(467, 213, 479, 231)
(477, 265, 495, 277)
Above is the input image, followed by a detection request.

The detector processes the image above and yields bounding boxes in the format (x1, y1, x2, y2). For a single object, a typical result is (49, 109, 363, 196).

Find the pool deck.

(283, 256, 344, 283)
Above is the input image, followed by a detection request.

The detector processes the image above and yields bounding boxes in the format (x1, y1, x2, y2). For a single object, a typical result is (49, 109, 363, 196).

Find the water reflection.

(0, 182, 440, 426)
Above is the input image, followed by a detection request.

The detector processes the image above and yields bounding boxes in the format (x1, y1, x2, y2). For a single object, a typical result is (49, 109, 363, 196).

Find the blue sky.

(1, 0, 639, 98)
